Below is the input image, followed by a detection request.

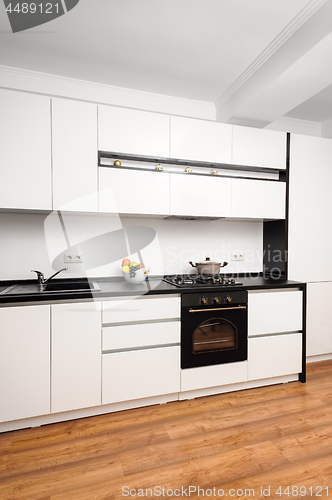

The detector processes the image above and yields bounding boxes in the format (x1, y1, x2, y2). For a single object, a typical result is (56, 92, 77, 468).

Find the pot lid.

(195, 257, 221, 265)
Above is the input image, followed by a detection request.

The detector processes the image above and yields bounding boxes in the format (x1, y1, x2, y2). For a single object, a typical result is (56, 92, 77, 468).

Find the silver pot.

(189, 257, 228, 275)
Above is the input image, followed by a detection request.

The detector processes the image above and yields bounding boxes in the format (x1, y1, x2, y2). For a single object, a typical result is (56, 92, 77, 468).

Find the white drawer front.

(102, 296, 180, 324)
(180, 361, 248, 392)
(248, 290, 302, 336)
(248, 333, 302, 381)
(102, 346, 180, 404)
(102, 321, 180, 351)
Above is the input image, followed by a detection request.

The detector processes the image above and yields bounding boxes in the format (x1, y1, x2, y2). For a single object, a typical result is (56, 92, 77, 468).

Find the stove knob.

(225, 295, 232, 303)
(214, 297, 220, 304)
(201, 297, 208, 305)
(230, 278, 235, 284)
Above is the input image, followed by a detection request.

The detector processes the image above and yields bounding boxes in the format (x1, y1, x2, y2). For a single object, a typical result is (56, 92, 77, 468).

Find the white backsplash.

(0, 212, 263, 280)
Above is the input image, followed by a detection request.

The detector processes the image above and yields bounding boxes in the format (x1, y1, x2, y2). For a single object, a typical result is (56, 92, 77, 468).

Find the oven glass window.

(192, 317, 237, 353)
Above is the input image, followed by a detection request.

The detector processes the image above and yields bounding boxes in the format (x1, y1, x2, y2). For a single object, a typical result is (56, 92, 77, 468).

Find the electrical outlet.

(64, 253, 82, 263)
(232, 251, 244, 261)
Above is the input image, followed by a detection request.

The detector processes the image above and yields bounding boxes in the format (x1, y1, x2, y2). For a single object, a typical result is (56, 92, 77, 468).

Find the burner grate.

(163, 275, 243, 288)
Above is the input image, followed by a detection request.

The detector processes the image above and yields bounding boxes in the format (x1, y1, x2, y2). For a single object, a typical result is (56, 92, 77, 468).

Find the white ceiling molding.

(215, 0, 332, 124)
(0, 65, 216, 121)
(265, 116, 321, 137)
(321, 116, 332, 138)
(227, 31, 332, 128)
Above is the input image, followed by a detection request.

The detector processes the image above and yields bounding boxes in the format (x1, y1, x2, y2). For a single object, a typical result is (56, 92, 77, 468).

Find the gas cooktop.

(162, 275, 243, 288)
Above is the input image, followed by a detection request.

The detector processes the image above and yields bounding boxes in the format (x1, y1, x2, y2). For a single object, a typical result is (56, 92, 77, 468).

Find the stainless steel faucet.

(31, 268, 68, 286)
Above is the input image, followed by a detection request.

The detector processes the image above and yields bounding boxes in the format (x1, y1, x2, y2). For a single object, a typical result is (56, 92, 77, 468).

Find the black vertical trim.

(299, 283, 307, 383)
(285, 132, 290, 281)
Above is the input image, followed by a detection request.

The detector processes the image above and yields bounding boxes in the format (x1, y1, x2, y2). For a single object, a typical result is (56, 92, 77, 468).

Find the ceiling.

(1, 0, 332, 128)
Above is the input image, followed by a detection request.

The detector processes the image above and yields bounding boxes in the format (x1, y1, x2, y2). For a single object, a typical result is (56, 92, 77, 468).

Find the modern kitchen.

(1, 1, 332, 498)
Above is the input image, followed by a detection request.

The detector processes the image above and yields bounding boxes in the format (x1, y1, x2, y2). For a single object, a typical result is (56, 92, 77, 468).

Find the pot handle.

(220, 261, 228, 268)
(189, 261, 196, 267)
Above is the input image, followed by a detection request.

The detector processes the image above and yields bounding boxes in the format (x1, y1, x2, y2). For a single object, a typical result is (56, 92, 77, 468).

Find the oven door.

(181, 301, 247, 369)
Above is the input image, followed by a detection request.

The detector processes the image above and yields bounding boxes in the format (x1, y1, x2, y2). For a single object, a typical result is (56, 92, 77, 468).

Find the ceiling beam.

(215, 0, 332, 126)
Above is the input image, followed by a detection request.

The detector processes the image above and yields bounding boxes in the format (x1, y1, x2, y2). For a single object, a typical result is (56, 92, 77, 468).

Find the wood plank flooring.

(1, 361, 332, 500)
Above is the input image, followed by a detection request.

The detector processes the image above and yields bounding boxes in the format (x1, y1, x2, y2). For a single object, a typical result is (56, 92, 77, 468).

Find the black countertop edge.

(0, 272, 265, 287)
(0, 276, 305, 306)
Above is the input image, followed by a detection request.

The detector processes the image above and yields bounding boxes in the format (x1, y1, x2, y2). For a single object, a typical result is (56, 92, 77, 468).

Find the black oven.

(181, 291, 248, 369)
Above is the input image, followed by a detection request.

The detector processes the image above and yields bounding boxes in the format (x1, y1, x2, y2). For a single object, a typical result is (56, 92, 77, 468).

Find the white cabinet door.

(51, 302, 101, 413)
(232, 126, 286, 169)
(102, 346, 180, 404)
(307, 282, 332, 356)
(52, 99, 98, 212)
(248, 290, 303, 336)
(98, 105, 169, 157)
(99, 167, 170, 215)
(170, 174, 232, 217)
(0, 89, 52, 210)
(248, 333, 302, 381)
(170, 116, 232, 163)
(0, 305, 50, 423)
(231, 178, 286, 219)
(288, 135, 332, 282)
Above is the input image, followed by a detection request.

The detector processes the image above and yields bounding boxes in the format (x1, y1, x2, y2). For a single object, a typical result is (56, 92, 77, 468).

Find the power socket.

(231, 251, 244, 261)
(64, 253, 82, 263)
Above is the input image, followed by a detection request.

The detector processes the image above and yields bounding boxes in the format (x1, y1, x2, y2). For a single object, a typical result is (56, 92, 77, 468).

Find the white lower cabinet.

(181, 361, 248, 392)
(0, 305, 50, 423)
(102, 321, 180, 350)
(102, 297, 180, 404)
(102, 346, 180, 404)
(103, 295, 180, 324)
(248, 290, 303, 336)
(307, 282, 332, 356)
(51, 302, 102, 413)
(248, 333, 302, 381)
(247, 289, 303, 381)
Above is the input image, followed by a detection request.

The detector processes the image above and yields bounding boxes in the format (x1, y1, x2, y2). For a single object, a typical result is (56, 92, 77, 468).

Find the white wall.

(0, 213, 263, 280)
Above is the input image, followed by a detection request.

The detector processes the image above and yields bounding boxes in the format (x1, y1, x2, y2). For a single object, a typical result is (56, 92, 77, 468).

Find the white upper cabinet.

(0, 305, 50, 423)
(232, 126, 286, 169)
(99, 168, 170, 215)
(170, 116, 232, 163)
(231, 178, 286, 219)
(170, 174, 232, 217)
(0, 89, 52, 210)
(98, 106, 169, 157)
(288, 134, 332, 282)
(51, 302, 101, 414)
(52, 99, 98, 212)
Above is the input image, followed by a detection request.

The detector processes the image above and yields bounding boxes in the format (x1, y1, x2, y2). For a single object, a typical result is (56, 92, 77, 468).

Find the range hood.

(164, 215, 225, 221)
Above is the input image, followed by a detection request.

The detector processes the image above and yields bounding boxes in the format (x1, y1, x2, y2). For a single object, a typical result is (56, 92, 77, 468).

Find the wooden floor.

(1, 361, 332, 500)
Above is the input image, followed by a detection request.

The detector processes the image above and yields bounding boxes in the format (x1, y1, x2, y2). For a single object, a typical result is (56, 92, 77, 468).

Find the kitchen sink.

(42, 280, 101, 292)
(1, 280, 101, 295)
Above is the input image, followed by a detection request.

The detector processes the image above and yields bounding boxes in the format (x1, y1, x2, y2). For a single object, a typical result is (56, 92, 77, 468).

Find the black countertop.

(0, 275, 305, 306)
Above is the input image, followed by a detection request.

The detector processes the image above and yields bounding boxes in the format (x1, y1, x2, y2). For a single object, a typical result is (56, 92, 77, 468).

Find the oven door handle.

(189, 305, 247, 313)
